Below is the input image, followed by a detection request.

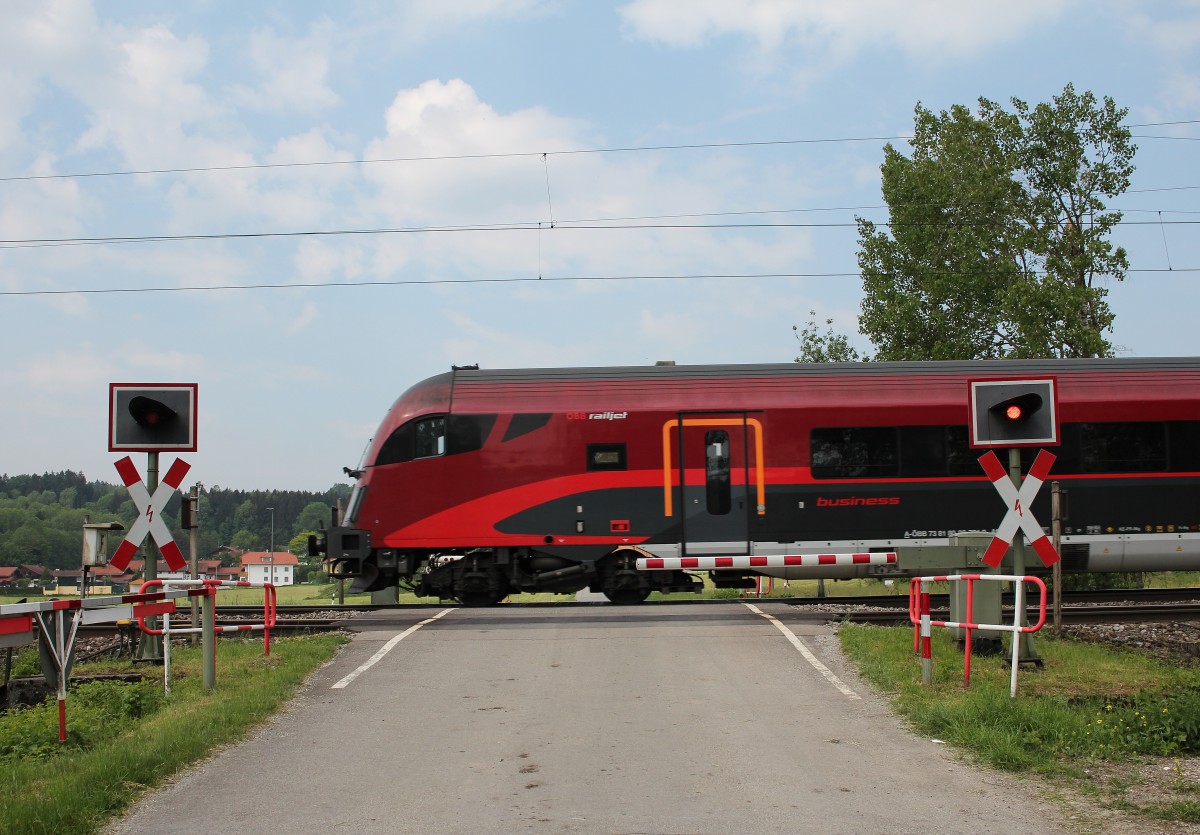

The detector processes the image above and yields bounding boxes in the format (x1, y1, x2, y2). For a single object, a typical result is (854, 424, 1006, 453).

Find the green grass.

(838, 624, 1200, 824)
(0, 635, 345, 834)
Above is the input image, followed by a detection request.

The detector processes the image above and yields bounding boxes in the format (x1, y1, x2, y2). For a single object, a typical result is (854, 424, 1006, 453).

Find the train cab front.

(310, 524, 373, 584)
(307, 466, 416, 594)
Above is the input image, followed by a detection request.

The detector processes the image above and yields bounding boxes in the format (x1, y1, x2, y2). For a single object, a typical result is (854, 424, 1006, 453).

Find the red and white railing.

(137, 579, 276, 654)
(908, 573, 1047, 697)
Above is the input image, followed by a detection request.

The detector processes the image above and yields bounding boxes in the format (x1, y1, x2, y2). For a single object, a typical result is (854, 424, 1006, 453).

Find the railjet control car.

(312, 358, 1200, 605)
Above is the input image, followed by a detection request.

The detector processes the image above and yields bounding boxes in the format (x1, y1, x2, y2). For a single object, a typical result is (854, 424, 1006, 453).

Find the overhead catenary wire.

(0, 122, 1193, 294)
(1159, 211, 1174, 270)
(3, 216, 1198, 251)
(0, 120, 1193, 185)
(0, 121, 1193, 251)
(0, 267, 1193, 298)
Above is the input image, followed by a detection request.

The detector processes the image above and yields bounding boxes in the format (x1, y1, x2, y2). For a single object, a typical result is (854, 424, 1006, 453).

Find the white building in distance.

(239, 551, 298, 586)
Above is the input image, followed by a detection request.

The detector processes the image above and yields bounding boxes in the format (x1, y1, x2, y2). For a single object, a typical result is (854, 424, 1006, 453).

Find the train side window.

(414, 416, 446, 458)
(705, 430, 731, 515)
(1078, 422, 1166, 473)
(587, 444, 627, 471)
(1169, 421, 1200, 471)
(944, 425, 974, 475)
(375, 423, 414, 466)
(446, 414, 497, 455)
(898, 426, 947, 477)
(811, 427, 898, 479)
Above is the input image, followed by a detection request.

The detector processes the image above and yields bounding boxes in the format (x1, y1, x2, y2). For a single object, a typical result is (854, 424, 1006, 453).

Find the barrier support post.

(962, 577, 974, 688)
(202, 584, 215, 690)
(263, 582, 276, 657)
(162, 612, 171, 694)
(55, 609, 68, 742)
(920, 592, 932, 686)
(910, 578, 921, 655)
(1010, 579, 1025, 698)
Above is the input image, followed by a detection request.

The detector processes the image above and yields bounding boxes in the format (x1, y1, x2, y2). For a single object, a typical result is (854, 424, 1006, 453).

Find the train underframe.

(317, 528, 702, 605)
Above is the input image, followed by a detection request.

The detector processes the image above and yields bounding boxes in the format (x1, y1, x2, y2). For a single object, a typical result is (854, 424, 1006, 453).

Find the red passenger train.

(313, 358, 1200, 604)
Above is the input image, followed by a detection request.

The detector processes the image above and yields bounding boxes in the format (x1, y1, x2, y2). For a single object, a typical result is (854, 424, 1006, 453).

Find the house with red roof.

(126, 559, 241, 584)
(239, 551, 298, 586)
(0, 565, 45, 588)
(46, 564, 134, 595)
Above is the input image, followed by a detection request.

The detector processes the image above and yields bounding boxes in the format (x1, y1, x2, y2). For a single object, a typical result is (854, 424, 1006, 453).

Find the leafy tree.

(855, 84, 1134, 360)
(288, 532, 313, 557)
(296, 501, 333, 535)
(230, 529, 260, 552)
(793, 310, 865, 363)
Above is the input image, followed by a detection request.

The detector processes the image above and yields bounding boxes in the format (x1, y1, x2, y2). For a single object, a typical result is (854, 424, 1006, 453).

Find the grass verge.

(0, 635, 346, 834)
(838, 624, 1200, 826)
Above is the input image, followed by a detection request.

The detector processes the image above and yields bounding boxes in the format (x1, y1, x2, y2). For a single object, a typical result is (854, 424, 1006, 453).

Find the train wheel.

(603, 588, 650, 605)
(458, 591, 506, 607)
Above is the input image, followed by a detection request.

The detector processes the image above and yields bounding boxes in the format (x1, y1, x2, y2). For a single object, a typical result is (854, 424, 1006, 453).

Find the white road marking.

(743, 602, 862, 700)
(331, 608, 454, 690)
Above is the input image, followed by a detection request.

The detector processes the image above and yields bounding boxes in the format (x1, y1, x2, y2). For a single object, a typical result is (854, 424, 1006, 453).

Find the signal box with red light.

(109, 383, 198, 452)
(968, 378, 1058, 448)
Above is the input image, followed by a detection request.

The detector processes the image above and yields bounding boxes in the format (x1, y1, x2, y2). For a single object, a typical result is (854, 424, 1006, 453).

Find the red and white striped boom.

(636, 552, 898, 571)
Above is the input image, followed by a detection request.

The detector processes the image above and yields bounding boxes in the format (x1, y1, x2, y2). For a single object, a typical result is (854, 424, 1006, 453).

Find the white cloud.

(122, 344, 208, 375)
(0, 0, 102, 151)
(355, 78, 823, 289)
(287, 301, 319, 333)
(359, 78, 590, 273)
(359, 0, 556, 43)
(439, 309, 579, 368)
(619, 0, 1076, 61)
(23, 348, 113, 393)
(72, 24, 227, 167)
(230, 21, 340, 114)
(1127, 2, 1200, 117)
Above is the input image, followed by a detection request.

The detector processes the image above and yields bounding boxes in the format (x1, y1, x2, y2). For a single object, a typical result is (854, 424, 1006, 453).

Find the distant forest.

(0, 471, 352, 571)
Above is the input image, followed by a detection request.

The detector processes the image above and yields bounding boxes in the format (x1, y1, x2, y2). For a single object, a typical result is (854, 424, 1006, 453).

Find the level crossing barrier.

(636, 551, 899, 571)
(0, 586, 210, 742)
(908, 573, 1047, 697)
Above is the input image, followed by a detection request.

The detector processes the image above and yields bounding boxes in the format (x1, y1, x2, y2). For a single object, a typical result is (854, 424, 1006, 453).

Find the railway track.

(210, 585, 1200, 616)
(54, 588, 1200, 645)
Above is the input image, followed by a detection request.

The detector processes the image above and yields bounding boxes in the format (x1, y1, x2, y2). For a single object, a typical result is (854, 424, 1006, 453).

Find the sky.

(1, 0, 1198, 492)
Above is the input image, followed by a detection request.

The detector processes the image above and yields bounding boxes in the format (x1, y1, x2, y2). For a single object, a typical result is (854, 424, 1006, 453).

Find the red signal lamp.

(969, 378, 1057, 447)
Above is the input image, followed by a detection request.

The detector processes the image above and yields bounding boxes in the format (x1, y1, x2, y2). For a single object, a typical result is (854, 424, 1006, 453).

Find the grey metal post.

(189, 485, 200, 644)
(1052, 481, 1063, 635)
(81, 514, 89, 601)
(202, 585, 215, 690)
(137, 451, 162, 661)
(1008, 448, 1041, 664)
(336, 498, 345, 605)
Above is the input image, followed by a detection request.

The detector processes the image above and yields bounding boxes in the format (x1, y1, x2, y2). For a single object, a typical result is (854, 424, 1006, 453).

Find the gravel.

(1060, 619, 1200, 666)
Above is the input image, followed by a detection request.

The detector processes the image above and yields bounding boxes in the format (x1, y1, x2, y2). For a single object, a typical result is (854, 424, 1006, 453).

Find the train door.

(666, 413, 763, 556)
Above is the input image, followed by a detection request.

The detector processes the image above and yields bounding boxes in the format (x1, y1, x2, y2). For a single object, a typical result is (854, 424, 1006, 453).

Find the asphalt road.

(109, 600, 1069, 834)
